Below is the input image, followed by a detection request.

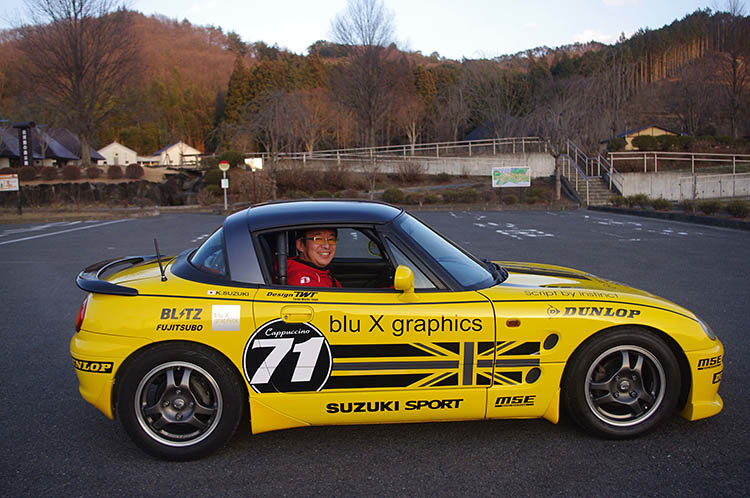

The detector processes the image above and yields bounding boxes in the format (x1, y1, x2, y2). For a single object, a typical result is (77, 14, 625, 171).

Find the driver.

(287, 228, 341, 287)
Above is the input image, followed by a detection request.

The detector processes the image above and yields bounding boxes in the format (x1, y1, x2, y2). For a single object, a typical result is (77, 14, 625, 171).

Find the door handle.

(280, 305, 314, 323)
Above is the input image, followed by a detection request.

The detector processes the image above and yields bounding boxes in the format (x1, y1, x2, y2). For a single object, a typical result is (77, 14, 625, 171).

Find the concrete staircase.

(561, 140, 621, 206)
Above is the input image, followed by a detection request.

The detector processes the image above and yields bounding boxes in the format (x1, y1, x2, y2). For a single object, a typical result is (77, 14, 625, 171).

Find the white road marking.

(0, 219, 131, 246)
(496, 229, 555, 240)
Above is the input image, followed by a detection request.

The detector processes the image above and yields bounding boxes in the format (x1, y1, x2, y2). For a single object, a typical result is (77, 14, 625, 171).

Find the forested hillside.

(0, 7, 747, 159)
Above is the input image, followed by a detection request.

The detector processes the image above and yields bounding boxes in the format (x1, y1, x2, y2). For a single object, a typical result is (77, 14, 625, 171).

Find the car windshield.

(393, 213, 494, 289)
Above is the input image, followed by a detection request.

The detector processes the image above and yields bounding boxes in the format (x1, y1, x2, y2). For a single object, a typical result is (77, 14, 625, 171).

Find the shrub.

(86, 166, 102, 179)
(456, 188, 479, 203)
(525, 195, 539, 204)
(626, 194, 651, 208)
(715, 135, 734, 146)
(382, 188, 405, 203)
(312, 190, 333, 198)
(679, 199, 695, 213)
(502, 193, 518, 205)
(480, 190, 496, 202)
(18, 166, 37, 181)
(607, 137, 627, 152)
(323, 163, 354, 191)
(125, 164, 144, 179)
(631, 135, 658, 151)
(609, 195, 626, 207)
(286, 190, 309, 199)
(107, 165, 123, 179)
(404, 192, 425, 205)
(203, 168, 223, 186)
(655, 135, 680, 151)
(441, 190, 458, 203)
(397, 161, 424, 184)
(698, 199, 721, 215)
(62, 165, 81, 180)
(677, 136, 694, 151)
(651, 198, 673, 211)
(435, 172, 451, 183)
(725, 200, 749, 218)
(423, 194, 440, 204)
(41, 166, 58, 180)
(335, 189, 360, 199)
(197, 185, 220, 206)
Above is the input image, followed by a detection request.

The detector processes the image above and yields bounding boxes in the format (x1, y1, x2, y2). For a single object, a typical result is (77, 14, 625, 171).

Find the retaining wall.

(621, 171, 750, 200)
(293, 152, 555, 178)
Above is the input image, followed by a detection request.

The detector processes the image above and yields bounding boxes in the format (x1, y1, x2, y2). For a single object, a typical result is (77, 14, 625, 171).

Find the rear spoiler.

(76, 255, 167, 296)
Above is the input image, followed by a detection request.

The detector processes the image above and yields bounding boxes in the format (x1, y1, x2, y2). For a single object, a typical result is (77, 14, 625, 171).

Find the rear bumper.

(70, 330, 151, 419)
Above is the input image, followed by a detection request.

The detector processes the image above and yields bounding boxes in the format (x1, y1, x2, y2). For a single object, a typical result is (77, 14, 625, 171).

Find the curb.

(588, 205, 750, 231)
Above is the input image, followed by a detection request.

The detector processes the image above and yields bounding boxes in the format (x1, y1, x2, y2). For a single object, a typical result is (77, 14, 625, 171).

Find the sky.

(1, 0, 720, 59)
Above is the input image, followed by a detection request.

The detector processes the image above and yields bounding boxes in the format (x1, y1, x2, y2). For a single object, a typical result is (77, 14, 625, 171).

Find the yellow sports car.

(72, 200, 723, 460)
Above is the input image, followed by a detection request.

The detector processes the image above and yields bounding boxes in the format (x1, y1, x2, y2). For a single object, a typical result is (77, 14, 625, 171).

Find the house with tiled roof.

(0, 126, 103, 168)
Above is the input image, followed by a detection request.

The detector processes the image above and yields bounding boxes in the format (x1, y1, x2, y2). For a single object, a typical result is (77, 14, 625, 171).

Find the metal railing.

(608, 151, 750, 174)
(561, 140, 592, 204)
(215, 137, 547, 164)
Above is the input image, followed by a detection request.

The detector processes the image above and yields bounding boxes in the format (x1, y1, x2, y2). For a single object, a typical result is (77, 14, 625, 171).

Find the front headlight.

(697, 317, 717, 340)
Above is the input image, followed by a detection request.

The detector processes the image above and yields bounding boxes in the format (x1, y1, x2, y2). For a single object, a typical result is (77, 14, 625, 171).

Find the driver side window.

(384, 239, 436, 289)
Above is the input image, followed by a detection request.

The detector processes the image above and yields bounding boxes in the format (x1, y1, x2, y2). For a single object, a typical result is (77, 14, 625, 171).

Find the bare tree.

(244, 89, 295, 199)
(464, 61, 531, 138)
(288, 89, 331, 154)
(531, 77, 593, 200)
(16, 0, 139, 164)
(663, 61, 716, 135)
(713, 0, 750, 138)
(330, 0, 401, 148)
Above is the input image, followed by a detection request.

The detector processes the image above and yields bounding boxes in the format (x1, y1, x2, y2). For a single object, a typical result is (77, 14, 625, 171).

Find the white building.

(151, 141, 201, 166)
(98, 141, 139, 166)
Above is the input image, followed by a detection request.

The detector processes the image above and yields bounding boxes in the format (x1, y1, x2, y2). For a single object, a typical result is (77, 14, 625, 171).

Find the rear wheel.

(116, 344, 244, 460)
(564, 328, 680, 438)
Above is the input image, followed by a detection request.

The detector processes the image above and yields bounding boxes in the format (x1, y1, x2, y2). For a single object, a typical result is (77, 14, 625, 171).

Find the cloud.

(188, 2, 218, 14)
(573, 29, 620, 44)
(602, 0, 640, 6)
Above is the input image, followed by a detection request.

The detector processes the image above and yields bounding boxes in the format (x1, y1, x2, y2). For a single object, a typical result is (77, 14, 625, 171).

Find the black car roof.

(241, 200, 404, 231)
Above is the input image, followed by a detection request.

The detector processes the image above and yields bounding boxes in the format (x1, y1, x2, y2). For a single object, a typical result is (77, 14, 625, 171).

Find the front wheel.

(563, 328, 681, 438)
(116, 344, 245, 460)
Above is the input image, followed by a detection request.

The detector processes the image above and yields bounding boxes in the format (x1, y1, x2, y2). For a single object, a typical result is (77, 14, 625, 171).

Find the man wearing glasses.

(287, 228, 342, 287)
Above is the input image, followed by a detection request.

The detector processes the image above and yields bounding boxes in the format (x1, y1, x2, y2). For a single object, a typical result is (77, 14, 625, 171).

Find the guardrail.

(608, 151, 750, 174)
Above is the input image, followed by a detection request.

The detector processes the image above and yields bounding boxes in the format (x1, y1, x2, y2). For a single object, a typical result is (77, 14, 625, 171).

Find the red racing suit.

(286, 257, 341, 287)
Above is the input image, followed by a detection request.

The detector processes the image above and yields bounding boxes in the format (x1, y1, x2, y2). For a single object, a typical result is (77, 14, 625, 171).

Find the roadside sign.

(492, 167, 530, 188)
(218, 160, 230, 172)
(221, 178, 229, 189)
(244, 157, 263, 171)
(0, 174, 19, 192)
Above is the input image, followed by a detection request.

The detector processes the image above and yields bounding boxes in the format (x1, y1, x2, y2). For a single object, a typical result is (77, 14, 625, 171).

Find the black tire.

(116, 343, 245, 460)
(563, 328, 681, 439)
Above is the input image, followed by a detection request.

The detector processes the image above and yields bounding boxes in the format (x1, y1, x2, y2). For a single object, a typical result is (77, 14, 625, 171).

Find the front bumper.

(70, 330, 151, 419)
(679, 340, 724, 421)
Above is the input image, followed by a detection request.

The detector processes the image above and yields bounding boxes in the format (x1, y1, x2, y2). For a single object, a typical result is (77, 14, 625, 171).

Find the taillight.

(75, 296, 89, 332)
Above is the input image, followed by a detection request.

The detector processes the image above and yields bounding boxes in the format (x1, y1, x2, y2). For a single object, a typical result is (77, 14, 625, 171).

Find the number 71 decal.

(243, 319, 332, 393)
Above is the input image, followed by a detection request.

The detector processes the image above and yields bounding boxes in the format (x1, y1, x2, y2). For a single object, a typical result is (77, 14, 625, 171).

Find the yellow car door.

(244, 227, 495, 434)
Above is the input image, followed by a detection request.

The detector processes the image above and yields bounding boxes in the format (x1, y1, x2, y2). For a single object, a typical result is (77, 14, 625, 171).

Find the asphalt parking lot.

(1, 208, 748, 497)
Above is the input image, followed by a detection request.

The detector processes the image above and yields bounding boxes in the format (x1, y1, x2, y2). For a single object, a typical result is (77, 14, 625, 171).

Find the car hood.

(486, 260, 693, 316)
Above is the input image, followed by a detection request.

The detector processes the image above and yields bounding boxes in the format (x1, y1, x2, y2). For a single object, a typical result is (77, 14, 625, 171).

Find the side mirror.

(394, 265, 417, 302)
